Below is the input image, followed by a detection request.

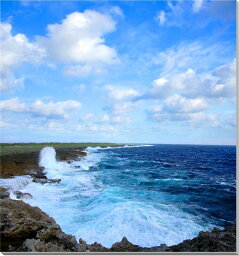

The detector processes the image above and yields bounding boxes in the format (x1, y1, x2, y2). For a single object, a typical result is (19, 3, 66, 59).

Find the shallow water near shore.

(0, 144, 236, 248)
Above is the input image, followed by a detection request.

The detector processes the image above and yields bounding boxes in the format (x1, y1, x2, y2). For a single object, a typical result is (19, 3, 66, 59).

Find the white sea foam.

(76, 147, 105, 171)
(0, 176, 32, 191)
(74, 197, 205, 248)
(123, 144, 154, 148)
(100, 144, 154, 150)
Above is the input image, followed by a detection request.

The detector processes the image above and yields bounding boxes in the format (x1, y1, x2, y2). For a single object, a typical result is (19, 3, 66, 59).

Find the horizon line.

(0, 142, 236, 146)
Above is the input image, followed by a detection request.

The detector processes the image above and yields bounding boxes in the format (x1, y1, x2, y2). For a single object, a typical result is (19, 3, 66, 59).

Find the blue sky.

(0, 0, 236, 144)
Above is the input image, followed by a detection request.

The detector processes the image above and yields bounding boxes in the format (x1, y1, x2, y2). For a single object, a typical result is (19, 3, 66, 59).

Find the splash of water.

(39, 147, 58, 169)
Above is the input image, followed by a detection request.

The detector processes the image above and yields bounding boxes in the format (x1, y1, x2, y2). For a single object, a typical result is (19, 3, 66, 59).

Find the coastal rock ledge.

(0, 198, 236, 252)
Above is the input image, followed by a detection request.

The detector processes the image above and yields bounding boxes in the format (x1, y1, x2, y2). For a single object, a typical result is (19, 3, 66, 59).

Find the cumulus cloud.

(146, 55, 235, 127)
(149, 105, 218, 126)
(37, 11, 118, 65)
(0, 10, 119, 89)
(0, 23, 45, 91)
(105, 85, 140, 101)
(163, 95, 207, 113)
(148, 59, 236, 100)
(102, 85, 141, 125)
(148, 94, 207, 122)
(0, 98, 81, 118)
(0, 97, 27, 112)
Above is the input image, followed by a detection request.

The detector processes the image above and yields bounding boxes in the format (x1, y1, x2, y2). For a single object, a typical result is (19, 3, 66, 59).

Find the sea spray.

(39, 147, 58, 169)
(38, 147, 67, 179)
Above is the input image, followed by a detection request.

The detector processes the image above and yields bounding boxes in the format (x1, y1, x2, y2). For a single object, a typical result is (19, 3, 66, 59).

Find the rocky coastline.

(0, 147, 236, 252)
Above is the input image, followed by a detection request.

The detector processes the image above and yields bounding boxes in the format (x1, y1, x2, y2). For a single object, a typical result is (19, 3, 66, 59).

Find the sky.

(0, 0, 236, 144)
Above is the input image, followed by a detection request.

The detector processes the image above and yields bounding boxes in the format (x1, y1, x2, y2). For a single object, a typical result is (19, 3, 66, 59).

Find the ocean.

(0, 144, 236, 248)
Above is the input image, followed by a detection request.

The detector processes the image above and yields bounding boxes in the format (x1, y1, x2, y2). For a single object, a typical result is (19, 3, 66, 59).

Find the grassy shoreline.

(0, 142, 121, 156)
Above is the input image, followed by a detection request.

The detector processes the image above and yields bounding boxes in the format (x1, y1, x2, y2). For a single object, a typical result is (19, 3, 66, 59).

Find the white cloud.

(156, 11, 166, 25)
(146, 57, 235, 128)
(149, 94, 207, 123)
(0, 97, 27, 112)
(0, 23, 45, 91)
(0, 74, 24, 91)
(211, 59, 236, 98)
(0, 23, 44, 68)
(152, 78, 168, 87)
(0, 98, 81, 118)
(164, 95, 207, 113)
(1, 10, 119, 87)
(149, 106, 218, 127)
(110, 6, 124, 18)
(101, 87, 141, 125)
(156, 1, 205, 28)
(38, 11, 118, 65)
(193, 0, 204, 12)
(31, 99, 81, 118)
(148, 59, 236, 100)
(105, 85, 140, 101)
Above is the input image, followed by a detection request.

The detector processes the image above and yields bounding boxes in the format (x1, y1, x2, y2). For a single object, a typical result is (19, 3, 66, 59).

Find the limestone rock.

(111, 237, 142, 252)
(0, 187, 10, 199)
(32, 178, 61, 184)
(169, 224, 236, 252)
(0, 199, 81, 252)
(13, 190, 33, 199)
(28, 170, 47, 179)
(78, 238, 109, 252)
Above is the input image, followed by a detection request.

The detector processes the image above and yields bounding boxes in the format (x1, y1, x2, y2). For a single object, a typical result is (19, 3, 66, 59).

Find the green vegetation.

(0, 143, 121, 156)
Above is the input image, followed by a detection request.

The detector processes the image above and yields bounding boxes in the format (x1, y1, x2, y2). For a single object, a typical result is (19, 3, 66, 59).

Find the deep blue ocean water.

(0, 144, 236, 248)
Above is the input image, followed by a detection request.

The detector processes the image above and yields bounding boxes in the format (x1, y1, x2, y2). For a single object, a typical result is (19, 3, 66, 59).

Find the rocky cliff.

(0, 148, 86, 178)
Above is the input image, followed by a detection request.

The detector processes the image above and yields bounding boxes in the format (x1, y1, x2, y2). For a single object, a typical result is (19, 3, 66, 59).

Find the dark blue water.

(97, 145, 236, 228)
(2, 144, 235, 248)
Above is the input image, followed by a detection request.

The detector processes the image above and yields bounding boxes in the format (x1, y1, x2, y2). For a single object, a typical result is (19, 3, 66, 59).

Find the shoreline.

(0, 146, 236, 252)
